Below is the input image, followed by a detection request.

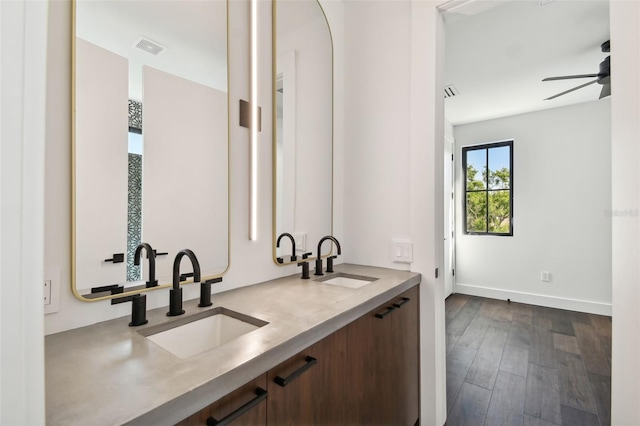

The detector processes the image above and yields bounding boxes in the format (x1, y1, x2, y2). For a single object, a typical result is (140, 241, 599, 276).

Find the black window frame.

(462, 140, 514, 236)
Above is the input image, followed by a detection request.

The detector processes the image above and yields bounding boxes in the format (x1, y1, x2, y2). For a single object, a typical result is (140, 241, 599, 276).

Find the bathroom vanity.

(45, 264, 420, 425)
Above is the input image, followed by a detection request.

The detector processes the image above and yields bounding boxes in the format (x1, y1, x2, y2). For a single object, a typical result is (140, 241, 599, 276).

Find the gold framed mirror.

(272, 0, 333, 264)
(72, 0, 230, 301)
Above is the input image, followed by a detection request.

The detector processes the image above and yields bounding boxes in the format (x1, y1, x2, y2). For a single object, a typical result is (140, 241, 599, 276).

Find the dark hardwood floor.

(445, 294, 611, 426)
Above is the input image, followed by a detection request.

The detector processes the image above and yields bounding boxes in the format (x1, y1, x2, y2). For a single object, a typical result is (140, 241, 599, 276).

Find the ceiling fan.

(542, 40, 611, 101)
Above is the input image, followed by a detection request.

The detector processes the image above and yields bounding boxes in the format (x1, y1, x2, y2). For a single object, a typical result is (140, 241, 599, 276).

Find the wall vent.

(444, 85, 459, 98)
(134, 37, 166, 56)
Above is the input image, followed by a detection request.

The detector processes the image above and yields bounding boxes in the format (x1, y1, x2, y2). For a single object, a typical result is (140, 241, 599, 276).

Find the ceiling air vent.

(134, 37, 166, 56)
(444, 85, 459, 99)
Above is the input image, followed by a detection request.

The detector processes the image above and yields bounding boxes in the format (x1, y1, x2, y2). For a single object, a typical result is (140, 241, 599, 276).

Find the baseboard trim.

(454, 283, 612, 316)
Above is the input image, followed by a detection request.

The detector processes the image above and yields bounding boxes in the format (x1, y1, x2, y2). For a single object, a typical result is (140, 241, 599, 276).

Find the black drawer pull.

(393, 297, 411, 308)
(274, 356, 317, 387)
(206, 387, 267, 426)
(375, 306, 396, 319)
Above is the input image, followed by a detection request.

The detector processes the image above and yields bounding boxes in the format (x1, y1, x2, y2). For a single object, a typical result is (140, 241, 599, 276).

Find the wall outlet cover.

(293, 232, 307, 252)
(44, 267, 61, 314)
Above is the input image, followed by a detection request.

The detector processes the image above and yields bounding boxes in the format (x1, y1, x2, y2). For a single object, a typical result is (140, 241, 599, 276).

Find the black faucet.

(276, 232, 297, 263)
(167, 249, 201, 317)
(133, 243, 158, 288)
(315, 236, 342, 276)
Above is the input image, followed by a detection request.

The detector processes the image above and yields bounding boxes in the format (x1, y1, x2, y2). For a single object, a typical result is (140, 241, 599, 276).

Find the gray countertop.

(45, 264, 420, 425)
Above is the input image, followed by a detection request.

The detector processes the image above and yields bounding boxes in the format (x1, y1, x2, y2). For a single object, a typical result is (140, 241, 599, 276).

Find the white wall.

(44, 0, 345, 334)
(610, 1, 640, 423)
(343, 1, 412, 270)
(1, 1, 48, 423)
(454, 100, 612, 315)
(344, 1, 446, 424)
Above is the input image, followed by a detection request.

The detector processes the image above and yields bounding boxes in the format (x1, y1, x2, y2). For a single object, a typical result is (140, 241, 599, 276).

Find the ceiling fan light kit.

(542, 40, 611, 101)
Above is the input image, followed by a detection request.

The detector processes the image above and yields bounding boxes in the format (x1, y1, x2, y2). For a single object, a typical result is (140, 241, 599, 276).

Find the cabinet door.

(267, 326, 349, 425)
(347, 285, 420, 426)
(391, 285, 420, 425)
(176, 375, 267, 426)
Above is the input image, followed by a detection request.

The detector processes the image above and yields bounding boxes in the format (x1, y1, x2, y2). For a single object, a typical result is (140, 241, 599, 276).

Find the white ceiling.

(76, 0, 228, 102)
(444, 0, 610, 125)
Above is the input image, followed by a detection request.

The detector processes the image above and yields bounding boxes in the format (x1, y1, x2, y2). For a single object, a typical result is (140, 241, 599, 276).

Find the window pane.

(466, 192, 487, 233)
(128, 131, 143, 155)
(466, 148, 486, 190)
(488, 190, 510, 233)
(488, 145, 510, 190)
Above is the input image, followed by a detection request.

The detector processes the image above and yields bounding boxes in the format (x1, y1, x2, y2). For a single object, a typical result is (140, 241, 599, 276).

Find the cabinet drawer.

(176, 375, 267, 426)
(267, 327, 349, 425)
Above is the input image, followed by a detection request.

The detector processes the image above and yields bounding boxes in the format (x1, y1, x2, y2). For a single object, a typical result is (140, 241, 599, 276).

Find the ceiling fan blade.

(599, 83, 611, 99)
(544, 79, 598, 101)
(542, 74, 599, 81)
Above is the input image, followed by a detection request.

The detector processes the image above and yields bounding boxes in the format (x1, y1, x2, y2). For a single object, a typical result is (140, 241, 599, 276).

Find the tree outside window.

(463, 141, 513, 236)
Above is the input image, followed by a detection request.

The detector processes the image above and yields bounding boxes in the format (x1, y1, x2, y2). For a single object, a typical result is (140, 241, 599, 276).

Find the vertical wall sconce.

(249, 0, 259, 241)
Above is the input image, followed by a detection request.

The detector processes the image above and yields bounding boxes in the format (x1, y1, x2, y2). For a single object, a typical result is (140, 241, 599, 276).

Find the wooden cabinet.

(177, 285, 419, 426)
(266, 326, 349, 425)
(347, 285, 420, 426)
(176, 375, 267, 426)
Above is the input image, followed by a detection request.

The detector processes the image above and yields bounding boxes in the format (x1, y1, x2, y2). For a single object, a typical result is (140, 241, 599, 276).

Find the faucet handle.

(110, 293, 148, 326)
(104, 253, 125, 263)
(129, 294, 149, 326)
(326, 255, 338, 273)
(297, 253, 313, 279)
(199, 277, 223, 308)
(179, 272, 195, 282)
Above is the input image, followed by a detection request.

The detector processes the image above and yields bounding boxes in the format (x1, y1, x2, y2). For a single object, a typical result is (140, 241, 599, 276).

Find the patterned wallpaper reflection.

(127, 100, 143, 281)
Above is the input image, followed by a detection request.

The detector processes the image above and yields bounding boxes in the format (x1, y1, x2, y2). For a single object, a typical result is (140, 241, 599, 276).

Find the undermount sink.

(315, 273, 378, 289)
(139, 307, 268, 359)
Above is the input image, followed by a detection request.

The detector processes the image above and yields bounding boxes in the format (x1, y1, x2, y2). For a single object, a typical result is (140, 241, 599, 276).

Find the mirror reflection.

(73, 0, 229, 300)
(273, 0, 333, 263)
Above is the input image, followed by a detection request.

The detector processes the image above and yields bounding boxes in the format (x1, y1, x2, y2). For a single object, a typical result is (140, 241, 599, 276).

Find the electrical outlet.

(293, 232, 307, 252)
(44, 267, 61, 314)
(44, 280, 52, 305)
(541, 271, 551, 282)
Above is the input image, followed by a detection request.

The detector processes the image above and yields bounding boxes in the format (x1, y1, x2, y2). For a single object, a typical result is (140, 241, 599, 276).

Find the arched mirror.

(273, 0, 333, 264)
(72, 0, 229, 301)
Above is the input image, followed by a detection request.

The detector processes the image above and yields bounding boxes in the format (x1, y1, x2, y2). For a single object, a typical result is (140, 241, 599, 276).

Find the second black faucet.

(167, 249, 201, 316)
(314, 236, 342, 276)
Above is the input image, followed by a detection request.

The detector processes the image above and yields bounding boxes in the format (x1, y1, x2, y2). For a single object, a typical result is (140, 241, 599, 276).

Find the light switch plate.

(391, 239, 413, 263)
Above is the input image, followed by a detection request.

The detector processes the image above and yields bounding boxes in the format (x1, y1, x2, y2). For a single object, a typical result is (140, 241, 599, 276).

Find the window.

(127, 129, 143, 281)
(462, 141, 513, 236)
